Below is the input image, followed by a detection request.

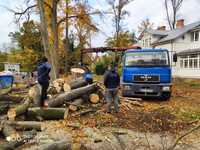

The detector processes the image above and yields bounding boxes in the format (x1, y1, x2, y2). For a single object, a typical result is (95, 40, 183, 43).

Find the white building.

(4, 63, 20, 73)
(138, 19, 200, 78)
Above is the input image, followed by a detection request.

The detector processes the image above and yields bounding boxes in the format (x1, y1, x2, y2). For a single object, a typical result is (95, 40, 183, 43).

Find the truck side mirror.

(173, 53, 177, 62)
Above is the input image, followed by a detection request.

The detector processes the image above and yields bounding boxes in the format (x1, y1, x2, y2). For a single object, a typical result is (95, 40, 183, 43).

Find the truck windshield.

(125, 51, 169, 67)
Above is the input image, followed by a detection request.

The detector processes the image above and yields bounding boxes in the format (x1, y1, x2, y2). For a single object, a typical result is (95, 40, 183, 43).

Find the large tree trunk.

(47, 83, 97, 107)
(0, 95, 23, 103)
(37, 0, 50, 58)
(6, 121, 42, 131)
(27, 107, 67, 120)
(7, 99, 31, 121)
(37, 0, 57, 80)
(69, 79, 88, 90)
(51, 0, 59, 79)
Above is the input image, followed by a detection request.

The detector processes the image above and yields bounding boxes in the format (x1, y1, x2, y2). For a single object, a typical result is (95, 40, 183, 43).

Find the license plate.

(140, 89, 153, 93)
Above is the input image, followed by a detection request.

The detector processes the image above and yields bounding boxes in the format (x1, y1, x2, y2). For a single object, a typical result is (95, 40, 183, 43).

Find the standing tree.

(138, 18, 154, 34)
(107, 0, 133, 47)
(164, 0, 184, 30)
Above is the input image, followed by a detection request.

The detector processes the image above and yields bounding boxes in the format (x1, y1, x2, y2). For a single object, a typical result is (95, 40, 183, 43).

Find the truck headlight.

(162, 86, 170, 91)
(124, 85, 131, 90)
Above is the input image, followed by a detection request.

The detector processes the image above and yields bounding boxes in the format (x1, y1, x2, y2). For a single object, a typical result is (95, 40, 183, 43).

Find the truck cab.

(122, 49, 171, 100)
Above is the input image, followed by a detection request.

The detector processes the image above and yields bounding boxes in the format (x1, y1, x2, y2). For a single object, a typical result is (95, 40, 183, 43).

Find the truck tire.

(161, 92, 171, 101)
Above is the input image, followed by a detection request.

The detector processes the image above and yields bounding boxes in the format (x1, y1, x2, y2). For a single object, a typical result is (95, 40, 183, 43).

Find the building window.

(180, 54, 199, 69)
(191, 31, 199, 42)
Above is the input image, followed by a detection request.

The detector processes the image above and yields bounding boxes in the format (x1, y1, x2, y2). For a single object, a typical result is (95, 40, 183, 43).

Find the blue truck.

(122, 48, 172, 100)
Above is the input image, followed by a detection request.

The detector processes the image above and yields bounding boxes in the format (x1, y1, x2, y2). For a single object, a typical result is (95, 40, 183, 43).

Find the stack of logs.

(0, 78, 104, 149)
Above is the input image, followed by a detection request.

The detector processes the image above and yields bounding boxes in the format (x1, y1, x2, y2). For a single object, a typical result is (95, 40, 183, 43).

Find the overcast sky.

(0, 0, 200, 49)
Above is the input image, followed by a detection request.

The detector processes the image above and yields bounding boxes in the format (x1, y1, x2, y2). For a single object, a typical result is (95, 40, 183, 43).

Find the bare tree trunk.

(51, 0, 59, 79)
(37, 0, 58, 80)
(37, 0, 50, 58)
(64, 0, 69, 73)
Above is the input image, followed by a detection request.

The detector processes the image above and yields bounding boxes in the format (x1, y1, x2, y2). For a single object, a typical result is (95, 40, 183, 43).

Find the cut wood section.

(7, 99, 31, 121)
(69, 99, 84, 111)
(47, 83, 97, 107)
(63, 83, 71, 92)
(28, 84, 41, 106)
(2, 124, 20, 142)
(71, 67, 85, 74)
(6, 121, 42, 131)
(89, 94, 100, 104)
(27, 107, 66, 120)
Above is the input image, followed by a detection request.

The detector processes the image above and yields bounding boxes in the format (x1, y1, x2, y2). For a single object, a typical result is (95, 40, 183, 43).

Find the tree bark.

(47, 83, 97, 107)
(69, 98, 84, 111)
(27, 107, 67, 120)
(0, 95, 23, 103)
(7, 99, 31, 121)
(69, 79, 88, 90)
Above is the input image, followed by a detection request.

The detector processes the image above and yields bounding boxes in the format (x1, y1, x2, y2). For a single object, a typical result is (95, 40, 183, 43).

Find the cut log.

(28, 84, 41, 106)
(63, 83, 71, 92)
(0, 95, 23, 103)
(47, 83, 97, 107)
(0, 130, 37, 150)
(27, 107, 66, 120)
(2, 124, 20, 142)
(69, 79, 88, 90)
(6, 121, 42, 131)
(7, 99, 31, 121)
(69, 99, 84, 111)
(89, 94, 100, 104)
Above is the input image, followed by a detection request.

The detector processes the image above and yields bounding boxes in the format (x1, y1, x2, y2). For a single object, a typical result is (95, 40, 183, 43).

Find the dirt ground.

(1, 77, 200, 149)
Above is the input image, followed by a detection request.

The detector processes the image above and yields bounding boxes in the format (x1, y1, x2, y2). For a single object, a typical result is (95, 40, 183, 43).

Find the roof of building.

(146, 29, 169, 36)
(177, 48, 200, 56)
(145, 21, 200, 45)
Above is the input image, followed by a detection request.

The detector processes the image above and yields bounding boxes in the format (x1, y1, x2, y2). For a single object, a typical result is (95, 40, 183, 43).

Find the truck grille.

(133, 75, 160, 82)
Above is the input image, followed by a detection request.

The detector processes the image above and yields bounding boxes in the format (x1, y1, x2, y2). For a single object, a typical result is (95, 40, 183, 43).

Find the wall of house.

(138, 32, 159, 48)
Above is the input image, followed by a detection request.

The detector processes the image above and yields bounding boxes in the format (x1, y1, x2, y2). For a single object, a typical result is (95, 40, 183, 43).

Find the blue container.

(0, 75, 13, 89)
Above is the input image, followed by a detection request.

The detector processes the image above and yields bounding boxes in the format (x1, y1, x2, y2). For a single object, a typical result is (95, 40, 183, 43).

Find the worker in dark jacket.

(104, 65, 120, 113)
(37, 57, 51, 107)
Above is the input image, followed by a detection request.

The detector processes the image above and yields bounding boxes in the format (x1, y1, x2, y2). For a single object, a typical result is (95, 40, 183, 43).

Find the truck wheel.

(161, 92, 171, 101)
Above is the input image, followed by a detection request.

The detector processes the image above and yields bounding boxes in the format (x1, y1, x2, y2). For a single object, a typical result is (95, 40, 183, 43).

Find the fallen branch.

(168, 124, 200, 150)
(71, 108, 97, 117)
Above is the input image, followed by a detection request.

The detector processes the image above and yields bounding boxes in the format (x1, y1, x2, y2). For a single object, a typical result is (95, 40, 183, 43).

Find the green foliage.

(7, 48, 39, 72)
(9, 20, 43, 52)
(0, 52, 7, 71)
(95, 62, 106, 75)
(7, 20, 44, 72)
(105, 31, 136, 48)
